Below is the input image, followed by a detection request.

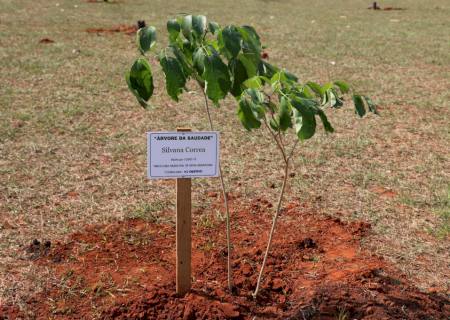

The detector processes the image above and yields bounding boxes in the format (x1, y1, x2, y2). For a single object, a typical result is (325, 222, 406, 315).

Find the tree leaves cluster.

(126, 14, 377, 142)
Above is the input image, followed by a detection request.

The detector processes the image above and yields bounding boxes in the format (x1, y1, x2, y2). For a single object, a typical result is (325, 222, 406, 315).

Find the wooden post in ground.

(176, 128, 192, 295)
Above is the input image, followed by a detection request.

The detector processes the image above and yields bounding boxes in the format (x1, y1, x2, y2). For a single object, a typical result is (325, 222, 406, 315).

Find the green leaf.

(291, 98, 317, 140)
(208, 21, 220, 35)
(237, 96, 261, 130)
(169, 45, 192, 78)
(326, 89, 343, 108)
(229, 58, 248, 97)
(180, 39, 194, 61)
(125, 57, 154, 108)
(316, 109, 334, 133)
(245, 88, 265, 106)
(193, 47, 206, 75)
(269, 70, 298, 91)
(243, 76, 263, 89)
(181, 15, 193, 40)
(239, 25, 261, 54)
(203, 53, 231, 105)
(334, 80, 350, 94)
(306, 81, 323, 97)
(137, 26, 156, 54)
(364, 96, 378, 114)
(278, 96, 292, 131)
(125, 73, 148, 108)
(192, 15, 207, 38)
(167, 19, 181, 43)
(159, 50, 186, 101)
(258, 61, 279, 79)
(270, 71, 285, 85)
(237, 26, 261, 77)
(327, 89, 336, 107)
(321, 82, 333, 93)
(300, 86, 314, 99)
(238, 53, 258, 78)
(218, 26, 242, 59)
(353, 94, 366, 117)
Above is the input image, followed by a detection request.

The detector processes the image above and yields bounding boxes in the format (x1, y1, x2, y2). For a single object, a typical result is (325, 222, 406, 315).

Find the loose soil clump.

(2, 197, 448, 319)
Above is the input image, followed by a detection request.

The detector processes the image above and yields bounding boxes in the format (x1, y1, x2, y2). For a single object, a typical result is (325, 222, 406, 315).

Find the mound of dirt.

(2, 197, 448, 319)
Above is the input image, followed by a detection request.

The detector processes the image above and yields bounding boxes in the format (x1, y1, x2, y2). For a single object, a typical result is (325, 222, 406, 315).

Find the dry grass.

(1, 0, 449, 311)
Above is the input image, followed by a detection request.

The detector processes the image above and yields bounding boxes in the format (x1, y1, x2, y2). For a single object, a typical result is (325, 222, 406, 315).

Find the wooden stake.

(176, 128, 192, 295)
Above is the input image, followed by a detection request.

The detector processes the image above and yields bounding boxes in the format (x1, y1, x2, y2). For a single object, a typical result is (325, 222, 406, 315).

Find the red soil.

(39, 38, 55, 44)
(85, 25, 137, 35)
(1, 197, 448, 319)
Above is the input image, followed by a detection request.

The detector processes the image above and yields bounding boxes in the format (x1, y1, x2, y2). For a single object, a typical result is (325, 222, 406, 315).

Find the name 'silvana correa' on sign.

(161, 146, 207, 153)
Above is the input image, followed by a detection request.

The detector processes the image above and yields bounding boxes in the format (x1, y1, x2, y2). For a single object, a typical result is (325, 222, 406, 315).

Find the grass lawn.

(1, 0, 449, 312)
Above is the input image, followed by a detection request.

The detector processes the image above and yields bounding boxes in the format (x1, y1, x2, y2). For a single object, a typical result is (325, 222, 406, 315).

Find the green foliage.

(203, 53, 231, 105)
(218, 26, 242, 59)
(277, 97, 292, 131)
(125, 13, 377, 139)
(167, 19, 181, 43)
(353, 94, 366, 117)
(125, 57, 153, 108)
(237, 96, 261, 130)
(291, 98, 316, 140)
(159, 49, 186, 101)
(137, 26, 156, 54)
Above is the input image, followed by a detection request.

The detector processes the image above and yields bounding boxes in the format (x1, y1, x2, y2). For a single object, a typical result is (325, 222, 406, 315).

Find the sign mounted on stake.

(147, 131, 219, 179)
(147, 129, 220, 296)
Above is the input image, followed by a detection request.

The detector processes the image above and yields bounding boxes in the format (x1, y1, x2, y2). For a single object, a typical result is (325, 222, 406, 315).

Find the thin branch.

(287, 139, 299, 162)
(253, 145, 290, 298)
(202, 88, 214, 131)
(200, 84, 233, 292)
(262, 117, 287, 164)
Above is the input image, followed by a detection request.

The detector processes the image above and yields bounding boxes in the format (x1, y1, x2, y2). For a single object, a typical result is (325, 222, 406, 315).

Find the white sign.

(147, 131, 219, 179)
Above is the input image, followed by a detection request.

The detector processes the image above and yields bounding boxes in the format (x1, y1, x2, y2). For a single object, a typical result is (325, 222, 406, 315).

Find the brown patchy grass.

(0, 0, 449, 313)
